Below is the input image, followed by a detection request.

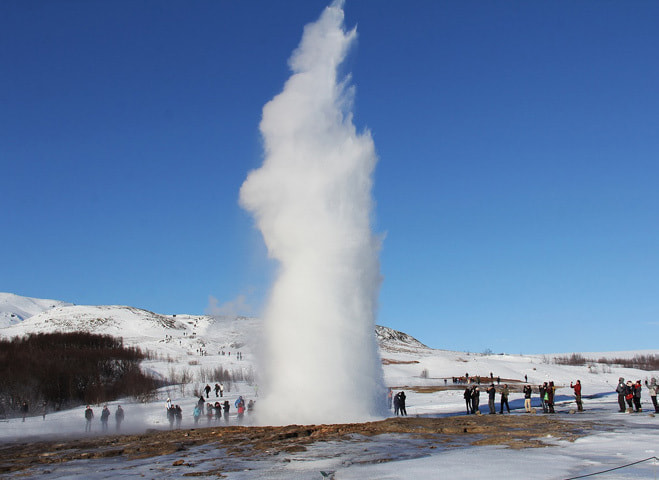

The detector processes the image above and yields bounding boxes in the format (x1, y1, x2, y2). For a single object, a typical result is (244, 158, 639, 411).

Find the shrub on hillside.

(553, 353, 659, 371)
(0, 332, 164, 417)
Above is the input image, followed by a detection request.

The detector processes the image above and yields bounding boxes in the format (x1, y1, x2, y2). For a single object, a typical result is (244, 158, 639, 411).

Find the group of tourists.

(390, 390, 407, 416)
(84, 404, 124, 432)
(204, 383, 225, 398)
(192, 394, 254, 425)
(459, 376, 658, 416)
(616, 377, 659, 413)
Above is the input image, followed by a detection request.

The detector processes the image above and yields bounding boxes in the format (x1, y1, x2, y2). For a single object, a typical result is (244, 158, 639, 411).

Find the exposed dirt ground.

(0, 414, 595, 476)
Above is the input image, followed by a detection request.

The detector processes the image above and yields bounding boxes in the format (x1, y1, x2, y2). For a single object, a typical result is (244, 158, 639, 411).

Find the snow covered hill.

(0, 292, 72, 328)
(1, 293, 658, 480)
(0, 293, 423, 357)
(1, 293, 657, 404)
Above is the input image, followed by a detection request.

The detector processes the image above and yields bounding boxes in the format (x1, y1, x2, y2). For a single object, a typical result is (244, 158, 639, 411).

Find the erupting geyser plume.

(240, 0, 387, 425)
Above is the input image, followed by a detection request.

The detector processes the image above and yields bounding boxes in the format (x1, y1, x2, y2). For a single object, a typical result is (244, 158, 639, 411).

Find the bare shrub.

(555, 353, 659, 371)
(0, 332, 163, 416)
(554, 353, 587, 366)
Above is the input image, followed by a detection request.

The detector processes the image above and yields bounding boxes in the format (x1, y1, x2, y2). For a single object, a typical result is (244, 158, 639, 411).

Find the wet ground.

(0, 414, 594, 477)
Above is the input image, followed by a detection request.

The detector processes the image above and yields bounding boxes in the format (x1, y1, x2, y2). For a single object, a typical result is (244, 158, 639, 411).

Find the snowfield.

(0, 293, 657, 479)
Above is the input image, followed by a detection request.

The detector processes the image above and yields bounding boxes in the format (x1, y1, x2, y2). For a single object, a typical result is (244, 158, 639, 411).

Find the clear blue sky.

(2, 1, 658, 354)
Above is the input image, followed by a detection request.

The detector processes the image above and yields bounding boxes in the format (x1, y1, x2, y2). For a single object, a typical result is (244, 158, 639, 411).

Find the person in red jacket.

(570, 380, 583, 412)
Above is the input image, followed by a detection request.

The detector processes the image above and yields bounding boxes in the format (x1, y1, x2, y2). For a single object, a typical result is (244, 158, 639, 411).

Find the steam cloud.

(240, 0, 386, 424)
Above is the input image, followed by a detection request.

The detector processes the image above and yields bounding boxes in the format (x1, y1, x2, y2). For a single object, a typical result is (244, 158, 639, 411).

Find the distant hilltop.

(0, 292, 73, 328)
(0, 292, 429, 354)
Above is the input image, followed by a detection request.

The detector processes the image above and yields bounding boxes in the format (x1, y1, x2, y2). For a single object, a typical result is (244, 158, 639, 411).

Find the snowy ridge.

(0, 292, 72, 328)
(0, 294, 428, 355)
(1, 304, 190, 341)
(375, 325, 429, 352)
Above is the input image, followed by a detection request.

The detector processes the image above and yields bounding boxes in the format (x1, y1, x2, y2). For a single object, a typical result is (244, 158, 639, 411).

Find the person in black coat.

(464, 387, 472, 414)
(471, 386, 480, 413)
(397, 391, 407, 416)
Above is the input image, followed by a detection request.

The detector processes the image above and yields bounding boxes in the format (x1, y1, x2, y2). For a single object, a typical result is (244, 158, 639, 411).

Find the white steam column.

(240, 0, 387, 425)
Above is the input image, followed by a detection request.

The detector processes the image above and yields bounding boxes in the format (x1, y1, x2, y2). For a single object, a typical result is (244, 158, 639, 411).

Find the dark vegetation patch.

(553, 353, 659, 371)
(0, 332, 163, 417)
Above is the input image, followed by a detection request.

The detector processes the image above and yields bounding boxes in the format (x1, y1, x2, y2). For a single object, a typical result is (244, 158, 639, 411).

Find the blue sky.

(2, 1, 658, 354)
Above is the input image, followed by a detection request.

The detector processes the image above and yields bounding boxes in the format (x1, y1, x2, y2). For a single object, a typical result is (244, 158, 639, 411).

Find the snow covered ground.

(1, 293, 657, 479)
(0, 292, 72, 328)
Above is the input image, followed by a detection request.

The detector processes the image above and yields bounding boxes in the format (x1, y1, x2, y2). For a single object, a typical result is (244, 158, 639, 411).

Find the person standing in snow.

(214, 383, 220, 397)
(204, 384, 211, 398)
(220, 383, 225, 397)
(197, 395, 205, 415)
(398, 391, 407, 416)
(193, 405, 201, 424)
(100, 405, 110, 432)
(632, 380, 642, 412)
(487, 384, 496, 414)
(645, 378, 659, 413)
(387, 388, 393, 410)
(546, 381, 556, 413)
(464, 386, 472, 414)
(539, 383, 548, 413)
(223, 400, 230, 422)
(84, 405, 94, 432)
(570, 380, 583, 412)
(115, 405, 124, 431)
(393, 391, 400, 415)
(21, 401, 28, 422)
(174, 405, 182, 428)
(167, 405, 175, 429)
(616, 377, 627, 412)
(523, 385, 533, 413)
(471, 385, 480, 414)
(499, 384, 510, 413)
(625, 381, 635, 410)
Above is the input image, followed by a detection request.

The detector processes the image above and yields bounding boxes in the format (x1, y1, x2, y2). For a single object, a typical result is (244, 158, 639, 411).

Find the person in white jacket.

(645, 378, 658, 413)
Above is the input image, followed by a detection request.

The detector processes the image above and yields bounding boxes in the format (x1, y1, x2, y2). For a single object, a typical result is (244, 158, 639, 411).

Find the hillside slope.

(0, 292, 72, 327)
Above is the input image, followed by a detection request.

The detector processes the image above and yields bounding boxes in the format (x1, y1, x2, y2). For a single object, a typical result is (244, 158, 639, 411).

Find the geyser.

(240, 1, 386, 425)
